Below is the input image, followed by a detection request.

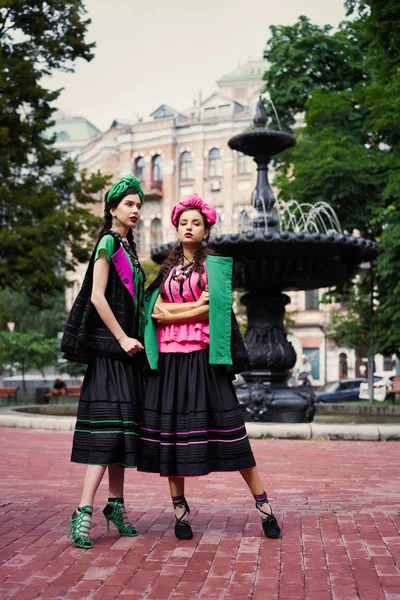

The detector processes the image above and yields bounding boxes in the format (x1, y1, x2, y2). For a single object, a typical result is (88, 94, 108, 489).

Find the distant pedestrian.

(297, 354, 313, 385)
(50, 377, 66, 403)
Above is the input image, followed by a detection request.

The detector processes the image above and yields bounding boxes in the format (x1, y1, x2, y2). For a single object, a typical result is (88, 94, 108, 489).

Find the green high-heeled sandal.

(103, 498, 138, 536)
(69, 505, 93, 549)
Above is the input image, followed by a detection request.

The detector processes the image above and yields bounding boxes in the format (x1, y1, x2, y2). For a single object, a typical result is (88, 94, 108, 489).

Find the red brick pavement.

(0, 428, 399, 600)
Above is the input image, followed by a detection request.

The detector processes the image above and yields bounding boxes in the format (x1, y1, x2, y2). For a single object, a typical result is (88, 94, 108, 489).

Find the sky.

(46, 0, 349, 131)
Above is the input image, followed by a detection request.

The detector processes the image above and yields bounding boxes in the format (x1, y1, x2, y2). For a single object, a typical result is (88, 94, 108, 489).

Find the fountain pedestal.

(234, 292, 316, 423)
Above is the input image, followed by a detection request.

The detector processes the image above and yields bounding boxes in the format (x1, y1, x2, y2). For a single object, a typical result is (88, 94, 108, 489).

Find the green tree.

(0, 1, 109, 307)
(0, 332, 57, 402)
(0, 289, 67, 338)
(263, 1, 400, 357)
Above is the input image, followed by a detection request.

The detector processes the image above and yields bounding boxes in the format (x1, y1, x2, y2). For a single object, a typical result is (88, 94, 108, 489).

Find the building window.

(303, 348, 320, 380)
(135, 220, 145, 255)
(134, 156, 146, 181)
(305, 290, 319, 310)
(151, 155, 162, 183)
(339, 352, 348, 379)
(151, 218, 162, 248)
(208, 148, 222, 177)
(180, 151, 193, 181)
(383, 356, 394, 371)
(237, 152, 251, 175)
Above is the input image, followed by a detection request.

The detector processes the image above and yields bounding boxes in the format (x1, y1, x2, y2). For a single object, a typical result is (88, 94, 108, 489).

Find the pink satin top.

(157, 267, 210, 353)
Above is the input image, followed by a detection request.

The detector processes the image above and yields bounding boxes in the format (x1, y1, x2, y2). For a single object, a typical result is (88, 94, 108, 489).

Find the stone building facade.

(77, 59, 269, 257)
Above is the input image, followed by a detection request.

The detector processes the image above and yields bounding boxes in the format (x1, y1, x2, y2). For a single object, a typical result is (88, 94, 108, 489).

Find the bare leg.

(240, 466, 280, 538)
(169, 476, 192, 539)
(169, 476, 187, 520)
(240, 467, 265, 495)
(108, 464, 125, 498)
(79, 464, 107, 507)
(240, 467, 272, 515)
(169, 475, 185, 498)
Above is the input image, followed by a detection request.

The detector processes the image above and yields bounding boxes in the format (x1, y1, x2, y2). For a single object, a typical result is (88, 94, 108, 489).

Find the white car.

(359, 372, 396, 402)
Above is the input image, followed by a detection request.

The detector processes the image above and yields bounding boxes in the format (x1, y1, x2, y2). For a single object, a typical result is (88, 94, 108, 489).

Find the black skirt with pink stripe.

(137, 349, 256, 477)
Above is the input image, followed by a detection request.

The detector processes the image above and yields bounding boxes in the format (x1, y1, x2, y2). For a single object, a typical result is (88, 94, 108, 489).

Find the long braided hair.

(97, 192, 146, 281)
(159, 207, 215, 298)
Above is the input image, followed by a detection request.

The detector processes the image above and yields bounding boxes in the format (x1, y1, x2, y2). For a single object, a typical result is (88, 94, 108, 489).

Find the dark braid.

(126, 228, 146, 281)
(96, 192, 146, 281)
(159, 208, 215, 298)
(97, 194, 113, 241)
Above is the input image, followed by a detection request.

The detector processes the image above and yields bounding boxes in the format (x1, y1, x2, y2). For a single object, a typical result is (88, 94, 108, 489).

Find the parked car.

(359, 372, 396, 402)
(316, 378, 366, 403)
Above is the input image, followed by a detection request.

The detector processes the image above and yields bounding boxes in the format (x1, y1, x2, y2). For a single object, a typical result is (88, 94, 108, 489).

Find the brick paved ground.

(0, 428, 399, 600)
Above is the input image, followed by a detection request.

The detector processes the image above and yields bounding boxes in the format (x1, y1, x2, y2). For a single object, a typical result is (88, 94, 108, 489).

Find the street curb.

(0, 413, 76, 431)
(245, 422, 400, 441)
(0, 412, 399, 440)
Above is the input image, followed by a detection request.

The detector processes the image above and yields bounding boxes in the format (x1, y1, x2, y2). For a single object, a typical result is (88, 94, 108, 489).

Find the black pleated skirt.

(137, 349, 256, 477)
(71, 355, 145, 468)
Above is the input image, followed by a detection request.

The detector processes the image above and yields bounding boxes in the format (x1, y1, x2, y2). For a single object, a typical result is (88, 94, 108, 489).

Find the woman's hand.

(152, 303, 162, 315)
(152, 305, 174, 324)
(118, 336, 144, 356)
(195, 287, 209, 307)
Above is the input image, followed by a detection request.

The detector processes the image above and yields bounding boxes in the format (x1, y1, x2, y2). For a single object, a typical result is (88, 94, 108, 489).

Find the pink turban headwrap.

(170, 193, 217, 227)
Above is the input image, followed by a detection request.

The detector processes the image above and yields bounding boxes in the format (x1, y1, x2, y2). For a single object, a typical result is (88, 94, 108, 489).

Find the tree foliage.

(0, 289, 67, 338)
(0, 331, 57, 401)
(263, 0, 400, 357)
(0, 1, 109, 307)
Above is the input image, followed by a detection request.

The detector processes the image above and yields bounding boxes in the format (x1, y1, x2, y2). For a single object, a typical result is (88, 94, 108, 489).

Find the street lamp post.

(6, 321, 16, 378)
(360, 262, 375, 404)
(320, 312, 328, 386)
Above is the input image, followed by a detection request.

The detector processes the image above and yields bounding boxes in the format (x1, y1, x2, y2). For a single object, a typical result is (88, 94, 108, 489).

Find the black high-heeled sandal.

(257, 503, 281, 539)
(174, 498, 193, 540)
(103, 498, 138, 537)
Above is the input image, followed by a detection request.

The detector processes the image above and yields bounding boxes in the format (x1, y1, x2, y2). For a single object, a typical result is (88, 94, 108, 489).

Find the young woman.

(138, 193, 280, 540)
(61, 174, 146, 549)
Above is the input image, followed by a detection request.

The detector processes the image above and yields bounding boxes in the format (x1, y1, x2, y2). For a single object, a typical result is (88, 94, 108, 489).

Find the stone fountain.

(152, 98, 379, 423)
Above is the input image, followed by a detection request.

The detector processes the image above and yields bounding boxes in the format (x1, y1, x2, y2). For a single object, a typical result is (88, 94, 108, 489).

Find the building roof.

(218, 59, 268, 83)
(150, 104, 185, 120)
(45, 114, 101, 143)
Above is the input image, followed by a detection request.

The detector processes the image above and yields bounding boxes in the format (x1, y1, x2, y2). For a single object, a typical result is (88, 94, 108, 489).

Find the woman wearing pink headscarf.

(138, 194, 280, 541)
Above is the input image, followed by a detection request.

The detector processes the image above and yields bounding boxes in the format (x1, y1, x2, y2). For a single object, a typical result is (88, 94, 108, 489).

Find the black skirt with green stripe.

(71, 355, 145, 467)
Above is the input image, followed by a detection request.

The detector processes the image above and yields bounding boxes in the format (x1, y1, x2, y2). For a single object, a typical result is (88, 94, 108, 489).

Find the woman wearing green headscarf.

(61, 175, 146, 549)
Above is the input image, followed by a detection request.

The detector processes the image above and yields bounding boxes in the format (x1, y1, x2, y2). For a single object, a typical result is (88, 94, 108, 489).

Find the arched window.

(208, 148, 222, 177)
(238, 210, 251, 232)
(134, 156, 145, 181)
(135, 220, 145, 255)
(339, 352, 348, 379)
(152, 155, 162, 183)
(237, 152, 251, 175)
(151, 218, 162, 248)
(180, 151, 193, 181)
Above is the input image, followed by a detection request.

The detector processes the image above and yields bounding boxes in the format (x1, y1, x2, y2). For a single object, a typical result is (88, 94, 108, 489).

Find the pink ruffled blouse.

(157, 267, 209, 353)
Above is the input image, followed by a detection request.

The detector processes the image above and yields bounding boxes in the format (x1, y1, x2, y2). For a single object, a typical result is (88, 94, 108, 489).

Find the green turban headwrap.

(106, 175, 145, 204)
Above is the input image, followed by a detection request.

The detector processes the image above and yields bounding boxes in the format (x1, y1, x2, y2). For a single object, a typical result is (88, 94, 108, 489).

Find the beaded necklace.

(109, 229, 140, 268)
(171, 255, 195, 282)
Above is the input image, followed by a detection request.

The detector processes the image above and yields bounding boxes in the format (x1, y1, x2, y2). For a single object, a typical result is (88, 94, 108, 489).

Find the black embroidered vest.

(60, 232, 143, 364)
